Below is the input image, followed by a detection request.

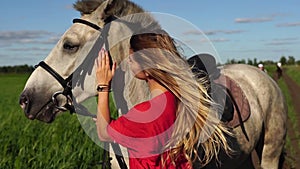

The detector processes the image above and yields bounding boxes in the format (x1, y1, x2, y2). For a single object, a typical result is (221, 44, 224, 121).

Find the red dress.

(107, 91, 192, 168)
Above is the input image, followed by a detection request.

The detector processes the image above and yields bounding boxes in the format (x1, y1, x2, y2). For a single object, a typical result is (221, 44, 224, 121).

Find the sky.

(0, 0, 299, 66)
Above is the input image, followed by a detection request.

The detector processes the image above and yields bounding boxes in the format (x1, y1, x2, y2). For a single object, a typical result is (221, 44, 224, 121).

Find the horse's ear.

(107, 0, 117, 6)
(101, 0, 118, 20)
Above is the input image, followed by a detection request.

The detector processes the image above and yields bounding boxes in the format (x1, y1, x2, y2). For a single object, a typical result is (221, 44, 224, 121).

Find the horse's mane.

(73, 0, 145, 17)
(73, 0, 160, 34)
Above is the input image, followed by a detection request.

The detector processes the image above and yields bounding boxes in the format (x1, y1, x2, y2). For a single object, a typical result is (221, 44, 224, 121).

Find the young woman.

(94, 31, 232, 168)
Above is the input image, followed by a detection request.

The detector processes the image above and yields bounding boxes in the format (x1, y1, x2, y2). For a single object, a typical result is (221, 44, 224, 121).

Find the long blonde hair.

(130, 31, 232, 166)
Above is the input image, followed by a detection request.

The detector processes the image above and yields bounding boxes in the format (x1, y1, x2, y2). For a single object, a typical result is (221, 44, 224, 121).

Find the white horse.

(19, 0, 287, 168)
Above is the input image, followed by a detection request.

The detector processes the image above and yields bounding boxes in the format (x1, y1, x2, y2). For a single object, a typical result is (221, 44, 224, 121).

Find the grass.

(284, 65, 300, 85)
(1, 67, 300, 168)
(266, 65, 300, 168)
(0, 74, 109, 169)
(278, 77, 299, 168)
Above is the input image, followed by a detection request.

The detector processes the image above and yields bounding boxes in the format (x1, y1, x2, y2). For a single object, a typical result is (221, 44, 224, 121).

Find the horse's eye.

(63, 42, 79, 53)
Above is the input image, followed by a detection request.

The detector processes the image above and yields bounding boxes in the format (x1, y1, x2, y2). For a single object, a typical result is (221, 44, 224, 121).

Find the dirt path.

(281, 72, 300, 169)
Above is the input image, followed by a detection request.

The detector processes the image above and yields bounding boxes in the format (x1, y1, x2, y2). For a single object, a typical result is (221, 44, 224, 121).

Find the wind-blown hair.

(74, 0, 232, 166)
(130, 31, 232, 166)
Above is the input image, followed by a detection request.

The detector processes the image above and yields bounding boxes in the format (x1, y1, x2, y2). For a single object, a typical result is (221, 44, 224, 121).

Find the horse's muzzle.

(19, 89, 64, 123)
(19, 91, 34, 120)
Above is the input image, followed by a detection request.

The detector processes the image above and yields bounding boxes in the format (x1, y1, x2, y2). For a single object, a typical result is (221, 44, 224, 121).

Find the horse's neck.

(107, 13, 161, 110)
(109, 33, 150, 110)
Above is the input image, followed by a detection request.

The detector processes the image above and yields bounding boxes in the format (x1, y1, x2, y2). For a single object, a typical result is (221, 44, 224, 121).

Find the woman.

(94, 31, 232, 168)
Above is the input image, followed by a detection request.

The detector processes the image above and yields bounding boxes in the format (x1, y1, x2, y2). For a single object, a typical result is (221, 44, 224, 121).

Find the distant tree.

(247, 59, 253, 65)
(264, 60, 275, 65)
(238, 59, 246, 64)
(287, 56, 295, 65)
(0, 65, 34, 73)
(253, 58, 258, 66)
(226, 59, 237, 64)
(280, 56, 287, 65)
(296, 60, 300, 65)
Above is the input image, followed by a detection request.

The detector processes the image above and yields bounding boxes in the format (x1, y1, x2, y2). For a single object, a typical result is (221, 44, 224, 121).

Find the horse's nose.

(19, 92, 34, 119)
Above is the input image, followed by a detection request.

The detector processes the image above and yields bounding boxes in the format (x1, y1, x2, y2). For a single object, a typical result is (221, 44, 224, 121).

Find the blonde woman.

(94, 31, 231, 168)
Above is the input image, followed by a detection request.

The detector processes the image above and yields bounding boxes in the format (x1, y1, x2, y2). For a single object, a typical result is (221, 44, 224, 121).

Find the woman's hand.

(95, 49, 116, 85)
(94, 49, 115, 142)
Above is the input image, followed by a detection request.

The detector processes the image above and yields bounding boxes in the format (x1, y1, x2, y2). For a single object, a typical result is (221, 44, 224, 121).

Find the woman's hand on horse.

(95, 48, 116, 85)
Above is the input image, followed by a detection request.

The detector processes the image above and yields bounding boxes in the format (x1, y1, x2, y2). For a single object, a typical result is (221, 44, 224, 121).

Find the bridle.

(35, 17, 128, 169)
(35, 18, 108, 118)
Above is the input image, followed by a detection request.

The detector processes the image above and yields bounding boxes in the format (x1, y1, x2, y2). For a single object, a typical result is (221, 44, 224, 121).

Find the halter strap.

(73, 18, 102, 31)
(35, 61, 72, 89)
(34, 18, 105, 118)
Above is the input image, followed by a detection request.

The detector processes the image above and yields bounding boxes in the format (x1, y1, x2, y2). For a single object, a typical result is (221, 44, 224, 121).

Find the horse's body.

(207, 64, 287, 169)
(19, 0, 287, 168)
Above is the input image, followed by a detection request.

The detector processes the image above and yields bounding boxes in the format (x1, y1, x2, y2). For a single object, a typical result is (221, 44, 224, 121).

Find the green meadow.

(266, 65, 300, 168)
(0, 74, 108, 169)
(1, 65, 299, 168)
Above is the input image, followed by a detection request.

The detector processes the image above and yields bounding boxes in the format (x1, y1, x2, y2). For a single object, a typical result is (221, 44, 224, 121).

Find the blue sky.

(0, 0, 299, 66)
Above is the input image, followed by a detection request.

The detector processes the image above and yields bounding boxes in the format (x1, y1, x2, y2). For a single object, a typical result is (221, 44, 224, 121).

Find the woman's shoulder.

(123, 91, 176, 121)
(134, 91, 175, 109)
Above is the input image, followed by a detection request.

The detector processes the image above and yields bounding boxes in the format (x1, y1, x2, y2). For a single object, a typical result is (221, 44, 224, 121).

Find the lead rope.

(74, 17, 128, 169)
(101, 18, 128, 169)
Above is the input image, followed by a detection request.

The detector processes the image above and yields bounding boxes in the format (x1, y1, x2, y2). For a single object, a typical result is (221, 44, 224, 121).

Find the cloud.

(0, 30, 59, 45)
(265, 38, 299, 46)
(183, 29, 245, 36)
(235, 17, 273, 23)
(222, 30, 246, 34)
(183, 30, 203, 35)
(272, 49, 291, 53)
(0, 30, 52, 40)
(266, 41, 298, 46)
(7, 47, 51, 52)
(276, 22, 300, 27)
(234, 13, 289, 24)
(200, 38, 230, 43)
(273, 37, 299, 41)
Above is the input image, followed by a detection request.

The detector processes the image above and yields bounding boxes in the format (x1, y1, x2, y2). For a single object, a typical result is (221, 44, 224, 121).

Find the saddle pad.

(214, 74, 251, 128)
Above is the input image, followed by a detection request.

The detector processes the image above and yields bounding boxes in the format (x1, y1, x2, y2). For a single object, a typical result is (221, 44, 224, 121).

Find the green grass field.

(266, 65, 300, 168)
(285, 65, 300, 85)
(1, 67, 299, 168)
(0, 74, 108, 169)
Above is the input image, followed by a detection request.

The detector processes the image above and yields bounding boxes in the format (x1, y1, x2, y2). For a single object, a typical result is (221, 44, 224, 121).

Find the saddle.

(187, 54, 251, 128)
(213, 74, 250, 128)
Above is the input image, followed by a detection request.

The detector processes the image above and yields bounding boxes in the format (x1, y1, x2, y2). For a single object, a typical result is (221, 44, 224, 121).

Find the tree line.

(226, 56, 300, 66)
(0, 65, 34, 73)
(0, 55, 298, 73)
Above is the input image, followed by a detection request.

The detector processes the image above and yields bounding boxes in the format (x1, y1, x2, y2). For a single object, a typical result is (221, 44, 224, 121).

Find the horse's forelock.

(73, 0, 105, 15)
(73, 0, 145, 16)
(73, 0, 144, 17)
(104, 0, 145, 17)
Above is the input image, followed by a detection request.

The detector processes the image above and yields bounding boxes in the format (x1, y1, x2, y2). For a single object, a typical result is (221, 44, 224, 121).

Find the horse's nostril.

(19, 94, 29, 113)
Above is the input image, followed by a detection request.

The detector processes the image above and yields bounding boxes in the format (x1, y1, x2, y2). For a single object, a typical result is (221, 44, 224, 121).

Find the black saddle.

(187, 54, 234, 122)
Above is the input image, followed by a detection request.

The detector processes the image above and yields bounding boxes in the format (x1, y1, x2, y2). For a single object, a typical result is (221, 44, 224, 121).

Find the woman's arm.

(94, 49, 116, 142)
(96, 91, 112, 141)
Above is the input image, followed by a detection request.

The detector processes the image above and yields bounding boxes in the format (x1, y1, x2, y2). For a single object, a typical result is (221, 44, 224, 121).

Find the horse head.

(19, 0, 157, 123)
